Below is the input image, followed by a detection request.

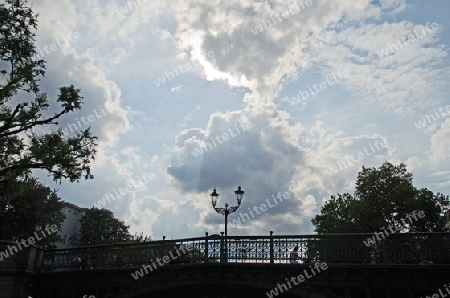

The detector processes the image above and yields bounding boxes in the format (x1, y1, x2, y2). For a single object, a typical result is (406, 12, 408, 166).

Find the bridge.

(1, 232, 450, 298)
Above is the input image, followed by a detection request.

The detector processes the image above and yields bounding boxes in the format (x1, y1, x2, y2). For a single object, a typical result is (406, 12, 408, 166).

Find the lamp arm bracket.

(229, 205, 240, 213)
(214, 207, 227, 216)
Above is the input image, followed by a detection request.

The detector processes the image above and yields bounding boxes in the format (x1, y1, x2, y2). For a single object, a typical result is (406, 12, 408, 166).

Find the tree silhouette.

(312, 162, 449, 233)
(0, 0, 97, 184)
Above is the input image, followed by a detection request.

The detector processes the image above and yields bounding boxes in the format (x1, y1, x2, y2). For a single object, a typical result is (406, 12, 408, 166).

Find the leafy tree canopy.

(0, 0, 97, 184)
(0, 177, 65, 246)
(311, 162, 449, 234)
(71, 208, 132, 246)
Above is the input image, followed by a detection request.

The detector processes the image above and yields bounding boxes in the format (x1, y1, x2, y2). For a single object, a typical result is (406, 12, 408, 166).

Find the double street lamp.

(210, 186, 244, 261)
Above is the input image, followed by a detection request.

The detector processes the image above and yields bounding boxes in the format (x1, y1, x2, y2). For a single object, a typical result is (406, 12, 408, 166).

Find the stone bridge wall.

(35, 262, 450, 298)
(0, 241, 43, 298)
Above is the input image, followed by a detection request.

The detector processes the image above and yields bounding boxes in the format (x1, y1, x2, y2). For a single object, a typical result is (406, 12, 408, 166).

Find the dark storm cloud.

(167, 111, 313, 235)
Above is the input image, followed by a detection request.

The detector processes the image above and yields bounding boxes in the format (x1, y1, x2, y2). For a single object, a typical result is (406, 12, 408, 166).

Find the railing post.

(323, 234, 328, 263)
(204, 232, 209, 263)
(162, 235, 166, 258)
(220, 232, 225, 262)
(270, 231, 274, 264)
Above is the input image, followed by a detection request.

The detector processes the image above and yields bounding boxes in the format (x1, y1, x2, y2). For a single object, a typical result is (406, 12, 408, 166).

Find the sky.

(25, 0, 450, 239)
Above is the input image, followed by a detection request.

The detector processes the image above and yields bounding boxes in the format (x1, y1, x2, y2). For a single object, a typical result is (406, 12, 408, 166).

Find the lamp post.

(210, 186, 244, 262)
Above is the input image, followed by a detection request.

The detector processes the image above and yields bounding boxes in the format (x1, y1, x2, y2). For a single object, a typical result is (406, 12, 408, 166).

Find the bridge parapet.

(0, 241, 43, 298)
(40, 232, 450, 272)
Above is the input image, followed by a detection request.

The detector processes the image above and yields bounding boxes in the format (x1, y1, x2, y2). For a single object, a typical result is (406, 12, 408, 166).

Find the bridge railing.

(40, 232, 450, 271)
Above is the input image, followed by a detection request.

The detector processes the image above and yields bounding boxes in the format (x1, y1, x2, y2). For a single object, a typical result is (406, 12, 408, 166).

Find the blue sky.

(30, 0, 450, 239)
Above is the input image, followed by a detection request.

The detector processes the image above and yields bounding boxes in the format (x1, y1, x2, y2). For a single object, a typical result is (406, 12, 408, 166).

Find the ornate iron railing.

(40, 232, 450, 271)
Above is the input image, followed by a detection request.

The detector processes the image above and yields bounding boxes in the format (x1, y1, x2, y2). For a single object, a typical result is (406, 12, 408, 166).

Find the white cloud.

(27, 0, 450, 239)
(429, 118, 450, 161)
(170, 85, 183, 93)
